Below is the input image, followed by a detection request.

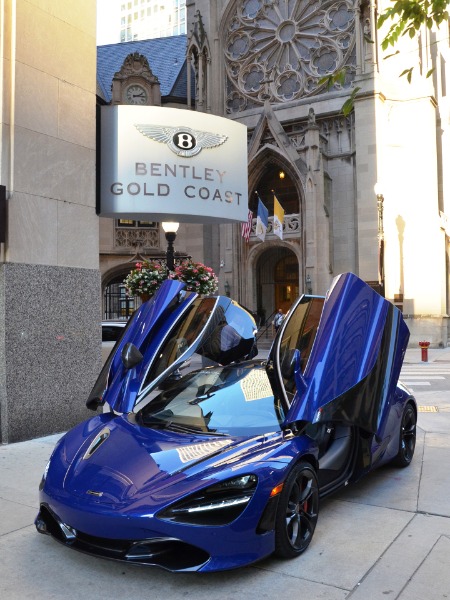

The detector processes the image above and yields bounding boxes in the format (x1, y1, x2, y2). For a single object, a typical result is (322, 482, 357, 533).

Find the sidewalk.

(1, 350, 450, 599)
(404, 345, 450, 364)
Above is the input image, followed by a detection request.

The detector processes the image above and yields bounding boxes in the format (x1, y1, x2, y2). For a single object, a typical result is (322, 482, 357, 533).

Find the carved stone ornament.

(224, 0, 357, 112)
(113, 52, 160, 85)
(190, 10, 207, 49)
(111, 52, 161, 106)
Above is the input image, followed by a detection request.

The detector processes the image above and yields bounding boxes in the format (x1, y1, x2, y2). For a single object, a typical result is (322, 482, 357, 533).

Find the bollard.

(419, 341, 430, 362)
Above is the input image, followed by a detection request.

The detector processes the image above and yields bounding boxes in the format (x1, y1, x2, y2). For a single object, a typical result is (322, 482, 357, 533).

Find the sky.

(96, 0, 121, 45)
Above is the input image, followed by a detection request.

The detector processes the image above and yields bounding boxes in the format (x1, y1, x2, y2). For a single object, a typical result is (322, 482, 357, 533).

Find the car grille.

(36, 504, 210, 571)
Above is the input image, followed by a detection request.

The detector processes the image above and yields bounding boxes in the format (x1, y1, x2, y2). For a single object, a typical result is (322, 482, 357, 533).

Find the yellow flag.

(273, 195, 284, 239)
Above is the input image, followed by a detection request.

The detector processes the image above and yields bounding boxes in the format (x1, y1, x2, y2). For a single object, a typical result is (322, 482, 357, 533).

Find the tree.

(378, 0, 449, 50)
(378, 0, 449, 81)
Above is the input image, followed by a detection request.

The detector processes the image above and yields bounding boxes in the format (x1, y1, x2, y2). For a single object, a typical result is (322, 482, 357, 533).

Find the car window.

(141, 297, 257, 391)
(142, 297, 217, 386)
(137, 363, 283, 436)
(277, 296, 324, 403)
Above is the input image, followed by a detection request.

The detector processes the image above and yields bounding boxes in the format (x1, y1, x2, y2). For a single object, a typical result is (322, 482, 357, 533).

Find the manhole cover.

(418, 406, 439, 412)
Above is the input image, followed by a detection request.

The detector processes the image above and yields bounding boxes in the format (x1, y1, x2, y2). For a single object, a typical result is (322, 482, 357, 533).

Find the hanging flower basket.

(171, 260, 219, 295)
(123, 259, 219, 300)
(123, 260, 167, 300)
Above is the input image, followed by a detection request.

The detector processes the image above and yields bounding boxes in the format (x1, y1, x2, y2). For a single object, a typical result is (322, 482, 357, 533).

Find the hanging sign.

(99, 106, 248, 223)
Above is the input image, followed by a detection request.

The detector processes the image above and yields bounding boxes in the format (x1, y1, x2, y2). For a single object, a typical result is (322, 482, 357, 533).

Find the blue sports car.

(35, 272, 417, 572)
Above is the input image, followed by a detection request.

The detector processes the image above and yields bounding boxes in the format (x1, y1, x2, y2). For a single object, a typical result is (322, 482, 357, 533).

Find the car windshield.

(137, 362, 284, 437)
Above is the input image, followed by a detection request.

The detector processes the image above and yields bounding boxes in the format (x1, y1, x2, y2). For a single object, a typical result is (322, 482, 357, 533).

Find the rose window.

(225, 0, 356, 112)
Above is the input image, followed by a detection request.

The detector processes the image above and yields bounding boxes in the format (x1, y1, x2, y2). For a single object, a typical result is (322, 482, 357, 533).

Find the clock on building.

(125, 84, 148, 105)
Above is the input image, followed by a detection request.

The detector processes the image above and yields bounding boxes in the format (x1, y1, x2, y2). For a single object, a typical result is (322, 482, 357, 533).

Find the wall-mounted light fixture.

(279, 170, 285, 180)
(224, 281, 231, 297)
(305, 274, 312, 294)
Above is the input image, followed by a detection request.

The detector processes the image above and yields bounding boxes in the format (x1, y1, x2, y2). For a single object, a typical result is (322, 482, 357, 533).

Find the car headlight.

(158, 474, 258, 526)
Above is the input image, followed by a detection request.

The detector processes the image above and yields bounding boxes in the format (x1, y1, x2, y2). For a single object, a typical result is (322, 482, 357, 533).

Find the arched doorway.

(249, 161, 300, 216)
(275, 253, 300, 313)
(256, 246, 299, 325)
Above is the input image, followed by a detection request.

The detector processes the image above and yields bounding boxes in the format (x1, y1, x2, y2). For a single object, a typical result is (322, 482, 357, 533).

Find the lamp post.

(162, 221, 179, 273)
(374, 183, 385, 297)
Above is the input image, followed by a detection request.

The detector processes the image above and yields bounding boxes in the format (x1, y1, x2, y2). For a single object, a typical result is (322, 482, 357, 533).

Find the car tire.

(393, 402, 416, 468)
(274, 461, 319, 558)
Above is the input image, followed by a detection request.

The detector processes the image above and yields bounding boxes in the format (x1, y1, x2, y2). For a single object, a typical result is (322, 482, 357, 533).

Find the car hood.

(87, 280, 258, 414)
(278, 272, 409, 434)
(61, 417, 264, 507)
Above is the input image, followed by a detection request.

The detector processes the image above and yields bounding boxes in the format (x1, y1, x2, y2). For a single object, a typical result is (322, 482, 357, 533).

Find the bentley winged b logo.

(134, 124, 228, 158)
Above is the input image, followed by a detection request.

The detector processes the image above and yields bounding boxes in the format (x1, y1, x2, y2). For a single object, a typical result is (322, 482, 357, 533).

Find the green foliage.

(400, 67, 414, 82)
(318, 69, 360, 116)
(317, 0, 447, 115)
(342, 87, 361, 116)
(378, 0, 449, 50)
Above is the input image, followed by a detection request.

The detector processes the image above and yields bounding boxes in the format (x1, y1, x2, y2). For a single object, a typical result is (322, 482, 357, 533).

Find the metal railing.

(256, 310, 277, 342)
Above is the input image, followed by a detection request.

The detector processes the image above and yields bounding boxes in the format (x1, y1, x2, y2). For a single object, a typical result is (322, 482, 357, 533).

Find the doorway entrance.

(256, 247, 299, 326)
(275, 253, 300, 314)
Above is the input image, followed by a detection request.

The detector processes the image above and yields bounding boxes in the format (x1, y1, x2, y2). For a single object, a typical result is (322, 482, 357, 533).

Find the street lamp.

(162, 221, 179, 272)
(374, 183, 385, 297)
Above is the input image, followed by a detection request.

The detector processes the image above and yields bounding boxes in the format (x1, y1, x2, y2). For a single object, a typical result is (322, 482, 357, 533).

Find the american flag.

(241, 209, 253, 242)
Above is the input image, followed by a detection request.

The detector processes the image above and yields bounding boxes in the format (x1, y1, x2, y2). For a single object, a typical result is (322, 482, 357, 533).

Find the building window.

(117, 219, 158, 228)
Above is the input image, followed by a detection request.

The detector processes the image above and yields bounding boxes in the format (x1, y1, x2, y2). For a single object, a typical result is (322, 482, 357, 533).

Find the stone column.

(0, 0, 101, 442)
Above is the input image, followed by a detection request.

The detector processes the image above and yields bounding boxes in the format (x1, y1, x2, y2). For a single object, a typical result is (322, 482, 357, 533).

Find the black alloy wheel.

(274, 462, 319, 558)
(393, 403, 416, 468)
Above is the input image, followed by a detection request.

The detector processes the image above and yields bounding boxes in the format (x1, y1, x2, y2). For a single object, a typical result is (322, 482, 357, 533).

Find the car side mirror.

(292, 349, 307, 395)
(121, 343, 143, 370)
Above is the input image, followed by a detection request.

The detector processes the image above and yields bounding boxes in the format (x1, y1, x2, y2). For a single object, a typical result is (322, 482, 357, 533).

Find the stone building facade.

(98, 2, 449, 345)
(185, 0, 450, 346)
(0, 1, 99, 442)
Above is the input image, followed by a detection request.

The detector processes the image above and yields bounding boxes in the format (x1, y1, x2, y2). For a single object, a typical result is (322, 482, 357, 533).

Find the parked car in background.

(36, 273, 416, 573)
(101, 320, 127, 363)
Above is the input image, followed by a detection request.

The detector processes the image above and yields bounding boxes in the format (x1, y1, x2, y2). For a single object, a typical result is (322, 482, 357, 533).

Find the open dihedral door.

(88, 280, 258, 415)
(283, 273, 410, 435)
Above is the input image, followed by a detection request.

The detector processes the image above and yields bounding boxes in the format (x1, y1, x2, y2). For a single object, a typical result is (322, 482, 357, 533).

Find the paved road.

(1, 348, 450, 600)
(401, 361, 450, 393)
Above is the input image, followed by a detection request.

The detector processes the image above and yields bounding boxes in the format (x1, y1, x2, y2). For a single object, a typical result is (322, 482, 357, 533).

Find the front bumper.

(35, 492, 276, 572)
(36, 503, 210, 571)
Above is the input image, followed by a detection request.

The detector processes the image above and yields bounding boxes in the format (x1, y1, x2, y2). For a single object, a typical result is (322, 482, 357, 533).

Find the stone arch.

(245, 241, 303, 322)
(247, 147, 306, 227)
(102, 263, 135, 289)
(248, 145, 306, 201)
(101, 262, 141, 320)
